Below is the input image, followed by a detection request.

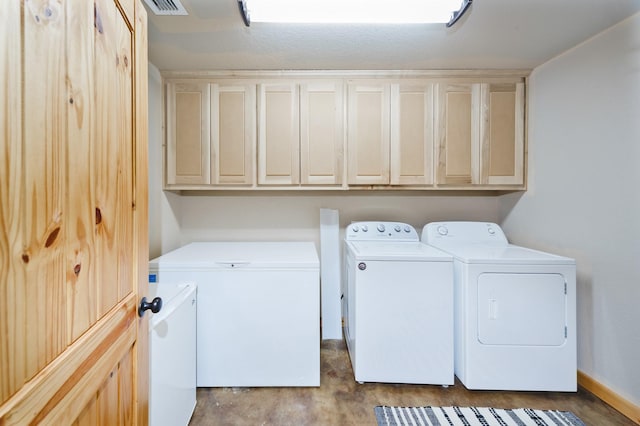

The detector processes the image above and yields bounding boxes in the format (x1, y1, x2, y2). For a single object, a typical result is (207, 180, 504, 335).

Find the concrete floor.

(189, 339, 634, 425)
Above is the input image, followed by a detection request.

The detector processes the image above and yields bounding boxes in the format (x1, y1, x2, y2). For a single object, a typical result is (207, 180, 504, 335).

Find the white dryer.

(343, 221, 454, 385)
(422, 222, 577, 392)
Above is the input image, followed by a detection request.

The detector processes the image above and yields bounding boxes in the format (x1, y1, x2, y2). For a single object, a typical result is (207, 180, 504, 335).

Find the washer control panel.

(346, 221, 418, 241)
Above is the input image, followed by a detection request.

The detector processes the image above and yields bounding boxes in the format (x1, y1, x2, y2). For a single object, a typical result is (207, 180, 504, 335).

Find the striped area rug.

(374, 406, 586, 426)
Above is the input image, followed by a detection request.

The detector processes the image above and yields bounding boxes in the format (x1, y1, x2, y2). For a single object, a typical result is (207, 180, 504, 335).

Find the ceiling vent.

(143, 0, 188, 15)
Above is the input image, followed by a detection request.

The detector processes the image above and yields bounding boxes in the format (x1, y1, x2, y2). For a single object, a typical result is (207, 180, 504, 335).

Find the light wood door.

(300, 81, 344, 185)
(211, 83, 256, 185)
(258, 83, 300, 185)
(347, 82, 390, 185)
(391, 83, 435, 185)
(436, 83, 481, 185)
(480, 82, 525, 186)
(0, 0, 149, 424)
(166, 81, 211, 185)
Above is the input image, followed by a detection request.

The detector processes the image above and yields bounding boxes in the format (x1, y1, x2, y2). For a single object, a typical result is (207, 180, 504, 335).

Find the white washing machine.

(343, 221, 454, 385)
(422, 221, 577, 391)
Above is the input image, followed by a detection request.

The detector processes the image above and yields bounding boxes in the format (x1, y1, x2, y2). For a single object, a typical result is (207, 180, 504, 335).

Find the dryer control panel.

(422, 222, 508, 246)
(346, 221, 418, 241)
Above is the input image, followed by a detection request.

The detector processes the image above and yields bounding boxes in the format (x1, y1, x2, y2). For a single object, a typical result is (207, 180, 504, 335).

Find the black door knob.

(138, 296, 163, 317)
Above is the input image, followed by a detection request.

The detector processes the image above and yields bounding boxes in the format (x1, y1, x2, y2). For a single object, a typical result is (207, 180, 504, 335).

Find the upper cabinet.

(164, 72, 526, 191)
(300, 82, 344, 185)
(166, 80, 255, 188)
(347, 82, 390, 185)
(212, 83, 256, 185)
(166, 81, 210, 185)
(347, 81, 436, 186)
(258, 83, 300, 185)
(480, 83, 525, 186)
(258, 81, 344, 186)
(435, 80, 525, 187)
(391, 83, 435, 186)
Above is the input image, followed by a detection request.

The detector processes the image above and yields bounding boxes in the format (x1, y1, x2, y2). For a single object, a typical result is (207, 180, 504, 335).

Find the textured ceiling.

(146, 0, 640, 71)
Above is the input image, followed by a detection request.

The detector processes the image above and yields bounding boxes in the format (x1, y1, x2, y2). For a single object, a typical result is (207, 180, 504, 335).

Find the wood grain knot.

(95, 208, 102, 225)
(69, 97, 74, 104)
(123, 56, 129, 67)
(45, 227, 61, 248)
(94, 4, 104, 34)
(22, 254, 30, 263)
(74, 264, 81, 276)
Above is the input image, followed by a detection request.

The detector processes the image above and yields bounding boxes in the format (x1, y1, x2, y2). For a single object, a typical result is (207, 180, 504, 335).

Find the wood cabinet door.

(300, 81, 344, 185)
(391, 83, 435, 185)
(211, 83, 256, 185)
(480, 82, 525, 186)
(258, 83, 300, 185)
(347, 82, 390, 185)
(0, 0, 149, 424)
(436, 83, 481, 186)
(166, 81, 211, 185)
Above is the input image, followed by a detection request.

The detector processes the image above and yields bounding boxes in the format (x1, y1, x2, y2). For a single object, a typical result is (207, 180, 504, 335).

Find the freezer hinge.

(564, 282, 567, 295)
(565, 326, 568, 338)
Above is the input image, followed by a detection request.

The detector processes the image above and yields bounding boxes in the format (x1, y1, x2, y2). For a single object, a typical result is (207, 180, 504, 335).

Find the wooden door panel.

(347, 83, 390, 185)
(300, 81, 344, 185)
(258, 84, 300, 185)
(23, 0, 68, 381)
(67, 0, 98, 343)
(480, 82, 525, 186)
(95, 0, 121, 318)
(391, 83, 435, 185)
(1, 0, 147, 423)
(212, 83, 256, 185)
(0, 296, 136, 424)
(74, 395, 98, 426)
(436, 83, 480, 185)
(133, 4, 150, 423)
(0, 0, 23, 404)
(115, 4, 134, 303)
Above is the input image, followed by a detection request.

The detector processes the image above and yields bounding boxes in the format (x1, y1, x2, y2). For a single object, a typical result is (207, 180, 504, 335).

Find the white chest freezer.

(149, 242, 320, 387)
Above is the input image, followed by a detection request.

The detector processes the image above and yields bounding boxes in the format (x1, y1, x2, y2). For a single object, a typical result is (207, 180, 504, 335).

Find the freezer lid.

(149, 242, 319, 269)
(346, 241, 452, 262)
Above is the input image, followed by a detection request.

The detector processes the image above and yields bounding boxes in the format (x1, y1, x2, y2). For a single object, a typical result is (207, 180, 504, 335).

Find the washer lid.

(432, 244, 575, 265)
(149, 242, 319, 269)
(347, 241, 452, 262)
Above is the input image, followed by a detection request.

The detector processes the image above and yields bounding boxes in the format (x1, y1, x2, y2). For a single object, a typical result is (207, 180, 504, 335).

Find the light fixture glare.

(245, 0, 465, 24)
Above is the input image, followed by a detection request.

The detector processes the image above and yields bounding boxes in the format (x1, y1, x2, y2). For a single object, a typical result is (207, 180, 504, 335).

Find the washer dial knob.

(437, 225, 449, 236)
(377, 224, 386, 232)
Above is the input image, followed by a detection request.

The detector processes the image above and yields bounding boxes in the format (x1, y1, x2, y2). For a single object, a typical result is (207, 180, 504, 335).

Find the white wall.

(176, 192, 501, 247)
(500, 14, 640, 405)
(148, 62, 181, 259)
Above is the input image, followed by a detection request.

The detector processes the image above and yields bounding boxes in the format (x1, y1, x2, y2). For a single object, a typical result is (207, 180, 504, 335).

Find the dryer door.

(477, 273, 566, 346)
